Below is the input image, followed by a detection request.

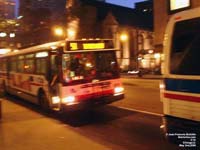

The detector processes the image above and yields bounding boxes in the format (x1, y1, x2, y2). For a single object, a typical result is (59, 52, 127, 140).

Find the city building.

(0, 0, 19, 49)
(19, 0, 66, 22)
(67, 0, 154, 71)
(0, 0, 18, 19)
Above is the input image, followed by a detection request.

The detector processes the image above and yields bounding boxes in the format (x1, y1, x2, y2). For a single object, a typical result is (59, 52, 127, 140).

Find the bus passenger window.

(17, 60, 24, 72)
(36, 58, 47, 74)
(170, 17, 200, 75)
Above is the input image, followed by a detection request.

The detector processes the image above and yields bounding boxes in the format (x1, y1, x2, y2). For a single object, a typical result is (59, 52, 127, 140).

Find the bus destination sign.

(66, 39, 114, 51)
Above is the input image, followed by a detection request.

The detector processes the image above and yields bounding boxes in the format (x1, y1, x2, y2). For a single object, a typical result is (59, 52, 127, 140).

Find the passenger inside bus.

(50, 55, 59, 88)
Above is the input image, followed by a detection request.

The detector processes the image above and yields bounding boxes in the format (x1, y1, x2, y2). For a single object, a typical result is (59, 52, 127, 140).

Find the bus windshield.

(170, 17, 200, 75)
(62, 51, 119, 84)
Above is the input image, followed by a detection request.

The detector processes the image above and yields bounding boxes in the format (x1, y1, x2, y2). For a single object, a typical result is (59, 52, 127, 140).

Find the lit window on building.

(169, 0, 190, 11)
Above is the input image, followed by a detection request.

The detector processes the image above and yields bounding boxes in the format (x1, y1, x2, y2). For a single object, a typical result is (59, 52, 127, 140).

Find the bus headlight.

(159, 82, 165, 90)
(52, 96, 60, 104)
(114, 87, 124, 96)
(62, 96, 76, 104)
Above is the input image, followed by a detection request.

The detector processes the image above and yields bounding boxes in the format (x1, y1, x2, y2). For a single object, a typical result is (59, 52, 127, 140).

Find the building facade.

(19, 0, 66, 21)
(67, 0, 154, 71)
(154, 0, 200, 53)
(0, 0, 17, 19)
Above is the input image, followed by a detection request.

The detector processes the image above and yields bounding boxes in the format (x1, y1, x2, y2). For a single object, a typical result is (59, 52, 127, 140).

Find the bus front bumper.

(60, 94, 124, 112)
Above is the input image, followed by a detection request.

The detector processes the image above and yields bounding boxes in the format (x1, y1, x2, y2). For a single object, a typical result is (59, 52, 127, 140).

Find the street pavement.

(0, 98, 180, 150)
(0, 99, 110, 150)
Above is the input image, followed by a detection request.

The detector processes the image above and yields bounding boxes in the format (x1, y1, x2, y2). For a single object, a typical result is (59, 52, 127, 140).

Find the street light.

(119, 33, 129, 70)
(53, 27, 64, 37)
(120, 33, 128, 42)
(53, 26, 77, 40)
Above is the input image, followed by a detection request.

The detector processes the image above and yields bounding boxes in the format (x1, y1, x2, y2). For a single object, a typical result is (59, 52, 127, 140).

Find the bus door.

(49, 52, 60, 94)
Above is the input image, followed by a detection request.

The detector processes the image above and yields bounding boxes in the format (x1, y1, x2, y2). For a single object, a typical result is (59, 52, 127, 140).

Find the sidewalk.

(0, 99, 110, 150)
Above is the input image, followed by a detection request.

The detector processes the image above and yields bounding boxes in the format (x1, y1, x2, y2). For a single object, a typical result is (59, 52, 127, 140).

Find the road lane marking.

(116, 106, 163, 117)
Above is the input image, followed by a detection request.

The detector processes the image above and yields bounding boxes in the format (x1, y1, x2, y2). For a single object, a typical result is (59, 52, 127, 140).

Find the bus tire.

(38, 90, 50, 112)
(1, 81, 7, 97)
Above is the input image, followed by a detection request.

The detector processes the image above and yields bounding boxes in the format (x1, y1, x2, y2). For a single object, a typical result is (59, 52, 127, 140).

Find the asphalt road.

(113, 77, 162, 115)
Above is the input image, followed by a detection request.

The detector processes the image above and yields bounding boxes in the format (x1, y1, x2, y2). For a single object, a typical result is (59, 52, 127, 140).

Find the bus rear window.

(170, 17, 200, 75)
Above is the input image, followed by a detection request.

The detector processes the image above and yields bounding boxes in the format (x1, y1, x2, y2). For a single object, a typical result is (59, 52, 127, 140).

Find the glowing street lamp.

(53, 25, 77, 40)
(120, 33, 128, 42)
(54, 27, 64, 37)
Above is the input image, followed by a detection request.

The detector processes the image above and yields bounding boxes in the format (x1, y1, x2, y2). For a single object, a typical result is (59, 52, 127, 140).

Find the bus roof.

(0, 40, 65, 58)
(170, 7, 200, 22)
(0, 39, 116, 58)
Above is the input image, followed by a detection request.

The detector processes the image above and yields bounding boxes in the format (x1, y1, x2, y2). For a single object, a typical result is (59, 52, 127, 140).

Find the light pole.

(120, 33, 128, 70)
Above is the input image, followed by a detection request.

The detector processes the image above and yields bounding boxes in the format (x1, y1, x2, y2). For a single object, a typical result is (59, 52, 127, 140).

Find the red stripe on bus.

(77, 89, 114, 100)
(164, 93, 200, 103)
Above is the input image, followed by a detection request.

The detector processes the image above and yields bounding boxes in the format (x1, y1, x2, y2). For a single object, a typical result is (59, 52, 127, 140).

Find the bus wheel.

(38, 91, 50, 112)
(0, 82, 7, 97)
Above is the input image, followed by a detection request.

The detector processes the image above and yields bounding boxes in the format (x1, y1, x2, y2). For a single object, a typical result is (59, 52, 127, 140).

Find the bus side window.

(17, 56, 24, 73)
(36, 58, 47, 75)
(10, 57, 17, 72)
(177, 35, 200, 75)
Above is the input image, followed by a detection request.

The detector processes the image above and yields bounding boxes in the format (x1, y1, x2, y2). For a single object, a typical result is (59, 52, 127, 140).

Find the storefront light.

(170, 0, 190, 11)
(148, 50, 154, 54)
(9, 33, 15, 38)
(0, 32, 7, 37)
(154, 53, 161, 59)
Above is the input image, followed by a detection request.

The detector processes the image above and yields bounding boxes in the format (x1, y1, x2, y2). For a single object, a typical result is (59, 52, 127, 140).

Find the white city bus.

(160, 8, 200, 122)
(0, 39, 124, 111)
